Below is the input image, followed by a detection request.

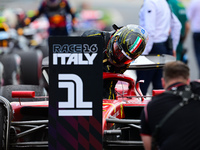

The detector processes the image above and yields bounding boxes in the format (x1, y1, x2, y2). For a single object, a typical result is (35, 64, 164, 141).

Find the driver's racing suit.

(30, 0, 76, 36)
(81, 30, 130, 99)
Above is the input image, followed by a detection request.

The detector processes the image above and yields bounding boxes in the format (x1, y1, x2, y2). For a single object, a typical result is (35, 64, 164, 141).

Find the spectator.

(136, 0, 182, 95)
(167, 0, 190, 63)
(187, 0, 200, 77)
(140, 61, 200, 150)
(25, 0, 77, 36)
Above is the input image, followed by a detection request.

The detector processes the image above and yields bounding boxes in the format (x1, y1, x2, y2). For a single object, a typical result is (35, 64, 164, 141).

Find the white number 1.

(58, 74, 93, 116)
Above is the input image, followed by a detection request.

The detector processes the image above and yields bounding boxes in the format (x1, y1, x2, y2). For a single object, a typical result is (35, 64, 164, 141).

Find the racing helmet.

(46, 0, 61, 7)
(107, 24, 148, 67)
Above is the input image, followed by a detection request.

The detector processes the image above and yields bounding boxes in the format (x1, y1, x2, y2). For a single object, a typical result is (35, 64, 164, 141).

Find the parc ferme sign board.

(48, 37, 103, 149)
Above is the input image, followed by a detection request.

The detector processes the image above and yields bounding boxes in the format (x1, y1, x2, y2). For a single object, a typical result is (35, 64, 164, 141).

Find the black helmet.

(106, 24, 148, 67)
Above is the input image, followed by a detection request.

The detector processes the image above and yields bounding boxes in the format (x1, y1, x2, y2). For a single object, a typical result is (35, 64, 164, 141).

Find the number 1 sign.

(48, 37, 103, 149)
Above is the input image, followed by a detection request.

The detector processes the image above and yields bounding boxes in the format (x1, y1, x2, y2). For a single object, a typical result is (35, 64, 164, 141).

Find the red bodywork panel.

(103, 100, 125, 131)
(102, 72, 150, 133)
(11, 101, 49, 121)
(11, 91, 49, 121)
(10, 73, 150, 134)
(152, 89, 165, 96)
(102, 98, 148, 132)
(12, 91, 35, 98)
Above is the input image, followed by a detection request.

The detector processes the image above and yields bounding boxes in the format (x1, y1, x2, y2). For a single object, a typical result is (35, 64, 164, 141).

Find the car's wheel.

(15, 50, 43, 85)
(0, 103, 7, 150)
(0, 54, 21, 85)
(36, 45, 49, 58)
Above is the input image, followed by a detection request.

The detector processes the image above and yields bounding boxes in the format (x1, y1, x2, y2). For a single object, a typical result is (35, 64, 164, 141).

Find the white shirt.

(187, 0, 200, 32)
(140, 0, 182, 54)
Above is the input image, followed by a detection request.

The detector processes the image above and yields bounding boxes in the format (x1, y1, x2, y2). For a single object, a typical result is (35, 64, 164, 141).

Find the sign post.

(48, 37, 103, 149)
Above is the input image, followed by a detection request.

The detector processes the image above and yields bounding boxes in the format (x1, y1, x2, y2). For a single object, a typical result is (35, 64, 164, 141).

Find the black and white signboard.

(48, 36, 103, 149)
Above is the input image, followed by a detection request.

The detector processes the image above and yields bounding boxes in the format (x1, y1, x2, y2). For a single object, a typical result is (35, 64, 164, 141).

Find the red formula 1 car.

(103, 72, 148, 150)
(0, 86, 48, 150)
(0, 54, 174, 150)
(102, 54, 175, 149)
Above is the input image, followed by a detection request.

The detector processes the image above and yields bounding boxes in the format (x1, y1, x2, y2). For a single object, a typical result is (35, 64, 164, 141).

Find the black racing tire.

(0, 62, 4, 86)
(36, 45, 49, 58)
(0, 54, 21, 85)
(0, 103, 7, 150)
(15, 50, 43, 85)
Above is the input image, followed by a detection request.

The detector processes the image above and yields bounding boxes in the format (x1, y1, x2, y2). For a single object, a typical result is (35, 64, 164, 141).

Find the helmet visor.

(112, 41, 133, 65)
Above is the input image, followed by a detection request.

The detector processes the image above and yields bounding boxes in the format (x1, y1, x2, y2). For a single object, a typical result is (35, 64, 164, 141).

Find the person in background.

(25, 0, 77, 36)
(82, 24, 148, 99)
(136, 0, 182, 95)
(140, 61, 200, 150)
(167, 0, 190, 63)
(187, 0, 200, 78)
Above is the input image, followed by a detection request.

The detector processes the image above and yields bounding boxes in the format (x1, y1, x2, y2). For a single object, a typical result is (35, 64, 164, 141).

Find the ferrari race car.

(103, 54, 175, 150)
(103, 72, 147, 150)
(0, 54, 175, 150)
